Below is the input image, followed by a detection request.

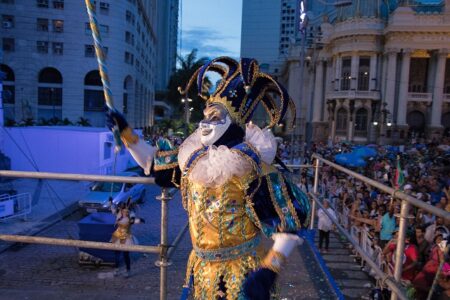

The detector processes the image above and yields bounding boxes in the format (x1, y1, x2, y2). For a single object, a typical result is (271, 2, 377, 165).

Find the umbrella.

(353, 146, 377, 158)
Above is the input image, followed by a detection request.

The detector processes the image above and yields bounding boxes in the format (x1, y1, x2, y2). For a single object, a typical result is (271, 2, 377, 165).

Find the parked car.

(78, 172, 146, 214)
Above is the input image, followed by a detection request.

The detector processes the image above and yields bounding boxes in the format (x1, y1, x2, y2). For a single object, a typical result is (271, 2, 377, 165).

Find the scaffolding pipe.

(156, 188, 172, 300)
(0, 170, 155, 185)
(310, 158, 320, 229)
(391, 200, 411, 300)
(311, 155, 450, 220)
(309, 194, 407, 300)
(0, 234, 160, 253)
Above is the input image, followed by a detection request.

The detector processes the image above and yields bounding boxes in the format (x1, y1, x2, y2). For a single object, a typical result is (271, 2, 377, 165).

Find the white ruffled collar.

(177, 124, 278, 187)
(178, 124, 277, 170)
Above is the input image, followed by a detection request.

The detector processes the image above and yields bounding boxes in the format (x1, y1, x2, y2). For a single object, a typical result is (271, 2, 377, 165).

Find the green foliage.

(153, 118, 196, 138)
(62, 118, 73, 125)
(77, 117, 92, 127)
(18, 118, 35, 126)
(4, 118, 16, 127)
(166, 49, 212, 123)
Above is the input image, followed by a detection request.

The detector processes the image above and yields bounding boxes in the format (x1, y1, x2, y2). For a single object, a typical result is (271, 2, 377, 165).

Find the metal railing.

(308, 154, 450, 300)
(0, 170, 187, 300)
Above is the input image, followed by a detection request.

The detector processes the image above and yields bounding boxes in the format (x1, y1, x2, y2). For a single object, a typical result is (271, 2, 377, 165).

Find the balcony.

(407, 92, 432, 103)
(326, 90, 381, 100)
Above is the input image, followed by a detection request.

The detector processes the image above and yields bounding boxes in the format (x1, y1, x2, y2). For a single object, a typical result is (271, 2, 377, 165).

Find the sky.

(179, 0, 243, 61)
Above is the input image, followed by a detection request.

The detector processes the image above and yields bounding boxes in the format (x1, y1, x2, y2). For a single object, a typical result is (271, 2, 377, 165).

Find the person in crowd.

(109, 197, 145, 278)
(317, 199, 336, 253)
(380, 206, 396, 249)
(415, 225, 431, 270)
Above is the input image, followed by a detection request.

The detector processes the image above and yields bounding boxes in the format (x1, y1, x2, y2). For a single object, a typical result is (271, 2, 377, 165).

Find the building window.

(103, 142, 112, 159)
(36, 41, 49, 53)
(354, 108, 368, 136)
(37, 18, 49, 31)
(37, 0, 49, 7)
(53, 0, 63, 9)
(85, 45, 95, 57)
(99, 24, 109, 34)
(2, 15, 14, 29)
(126, 10, 135, 24)
(99, 2, 109, 14)
(1, 0, 15, 3)
(0, 64, 15, 105)
(52, 19, 63, 32)
(85, 23, 91, 34)
(125, 31, 134, 45)
(84, 70, 104, 111)
(52, 42, 63, 55)
(409, 58, 429, 93)
(340, 57, 351, 91)
(37, 67, 63, 120)
(125, 51, 134, 65)
(336, 108, 348, 134)
(2, 38, 14, 52)
(123, 76, 132, 114)
(358, 57, 370, 91)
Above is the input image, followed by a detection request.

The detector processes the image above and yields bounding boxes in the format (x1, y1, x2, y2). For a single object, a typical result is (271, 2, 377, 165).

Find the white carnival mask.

(199, 104, 231, 146)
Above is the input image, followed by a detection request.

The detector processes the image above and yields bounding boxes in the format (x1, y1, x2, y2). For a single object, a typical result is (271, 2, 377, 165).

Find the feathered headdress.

(179, 57, 296, 129)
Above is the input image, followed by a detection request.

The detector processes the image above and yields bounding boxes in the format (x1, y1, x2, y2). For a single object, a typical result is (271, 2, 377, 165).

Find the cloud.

(181, 27, 239, 59)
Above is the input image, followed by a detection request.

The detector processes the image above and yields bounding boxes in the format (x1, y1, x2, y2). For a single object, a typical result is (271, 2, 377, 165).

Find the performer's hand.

(242, 268, 277, 300)
(105, 107, 128, 133)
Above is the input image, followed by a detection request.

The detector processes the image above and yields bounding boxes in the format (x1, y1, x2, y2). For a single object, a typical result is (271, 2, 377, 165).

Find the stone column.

(348, 100, 355, 141)
(313, 60, 324, 122)
(334, 55, 342, 91)
(351, 52, 359, 90)
(385, 49, 398, 116)
(369, 53, 378, 91)
(431, 50, 448, 127)
(324, 58, 333, 121)
(397, 49, 411, 126)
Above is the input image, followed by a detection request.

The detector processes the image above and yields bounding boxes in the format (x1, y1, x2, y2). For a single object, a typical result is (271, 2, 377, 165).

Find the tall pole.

(298, 23, 307, 158)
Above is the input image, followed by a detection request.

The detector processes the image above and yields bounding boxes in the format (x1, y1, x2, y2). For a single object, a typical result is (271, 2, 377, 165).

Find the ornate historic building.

(283, 0, 450, 144)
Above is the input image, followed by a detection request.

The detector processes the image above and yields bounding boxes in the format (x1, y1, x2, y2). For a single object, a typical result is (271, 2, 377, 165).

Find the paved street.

(0, 184, 336, 300)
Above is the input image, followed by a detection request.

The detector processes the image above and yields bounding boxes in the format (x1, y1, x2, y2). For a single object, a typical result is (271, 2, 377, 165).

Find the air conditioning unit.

(100, 2, 109, 9)
(2, 21, 12, 29)
(37, 0, 49, 6)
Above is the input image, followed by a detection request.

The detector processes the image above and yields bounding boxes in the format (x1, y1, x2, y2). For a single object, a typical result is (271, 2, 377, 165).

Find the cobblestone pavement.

(0, 185, 336, 300)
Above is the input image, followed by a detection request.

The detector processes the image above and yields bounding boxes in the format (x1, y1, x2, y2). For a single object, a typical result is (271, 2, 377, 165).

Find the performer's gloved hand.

(105, 107, 128, 133)
(243, 267, 277, 300)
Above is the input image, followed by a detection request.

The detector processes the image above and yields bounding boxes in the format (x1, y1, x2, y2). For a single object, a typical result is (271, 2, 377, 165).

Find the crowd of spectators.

(307, 138, 450, 299)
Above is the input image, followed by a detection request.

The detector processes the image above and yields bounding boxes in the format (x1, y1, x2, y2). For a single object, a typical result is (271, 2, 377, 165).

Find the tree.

(166, 49, 212, 123)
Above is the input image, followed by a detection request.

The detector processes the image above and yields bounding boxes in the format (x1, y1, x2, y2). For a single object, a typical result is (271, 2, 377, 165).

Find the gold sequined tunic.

(185, 174, 264, 300)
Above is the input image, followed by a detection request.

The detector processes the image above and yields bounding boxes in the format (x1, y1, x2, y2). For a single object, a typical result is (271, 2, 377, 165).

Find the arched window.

(84, 70, 104, 111)
(123, 76, 133, 114)
(336, 108, 348, 134)
(354, 108, 368, 136)
(1, 64, 15, 105)
(407, 110, 426, 133)
(37, 67, 63, 119)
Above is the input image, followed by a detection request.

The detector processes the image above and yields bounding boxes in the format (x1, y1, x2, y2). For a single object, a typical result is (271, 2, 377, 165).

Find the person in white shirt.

(317, 200, 337, 253)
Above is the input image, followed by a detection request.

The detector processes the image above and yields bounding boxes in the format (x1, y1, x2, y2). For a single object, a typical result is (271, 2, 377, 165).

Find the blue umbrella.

(353, 146, 377, 158)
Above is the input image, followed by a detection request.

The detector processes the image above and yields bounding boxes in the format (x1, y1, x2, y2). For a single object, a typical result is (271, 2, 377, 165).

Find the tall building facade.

(0, 0, 159, 128)
(154, 0, 178, 120)
(284, 0, 450, 144)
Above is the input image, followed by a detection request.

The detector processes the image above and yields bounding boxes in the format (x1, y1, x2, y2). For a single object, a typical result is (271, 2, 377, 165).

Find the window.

(125, 31, 134, 45)
(99, 24, 109, 34)
(1, 64, 15, 105)
(52, 19, 63, 32)
(99, 2, 109, 14)
(336, 108, 348, 133)
(84, 70, 104, 111)
(85, 45, 95, 57)
(340, 57, 351, 90)
(37, 18, 48, 31)
(125, 10, 135, 24)
(354, 108, 368, 135)
(53, 0, 63, 9)
(2, 38, 14, 52)
(38, 87, 62, 105)
(103, 142, 112, 159)
(36, 41, 49, 53)
(409, 58, 429, 93)
(37, 0, 48, 7)
(52, 42, 63, 55)
(37, 67, 63, 117)
(85, 22, 91, 34)
(2, 15, 14, 29)
(358, 57, 370, 91)
(125, 51, 133, 65)
(1, 0, 15, 3)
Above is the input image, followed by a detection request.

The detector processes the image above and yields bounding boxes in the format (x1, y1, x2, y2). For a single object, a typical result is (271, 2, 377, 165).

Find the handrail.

(0, 234, 160, 253)
(309, 193, 408, 300)
(0, 170, 155, 185)
(311, 155, 450, 220)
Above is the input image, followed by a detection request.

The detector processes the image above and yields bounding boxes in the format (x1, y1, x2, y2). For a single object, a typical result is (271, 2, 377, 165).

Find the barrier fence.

(1, 154, 450, 300)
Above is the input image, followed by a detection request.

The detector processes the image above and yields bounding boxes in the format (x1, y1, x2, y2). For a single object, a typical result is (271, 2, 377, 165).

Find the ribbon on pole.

(84, 0, 123, 149)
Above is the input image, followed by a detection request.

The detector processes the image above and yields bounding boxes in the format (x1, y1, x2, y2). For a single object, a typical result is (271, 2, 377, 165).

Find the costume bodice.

(187, 173, 259, 250)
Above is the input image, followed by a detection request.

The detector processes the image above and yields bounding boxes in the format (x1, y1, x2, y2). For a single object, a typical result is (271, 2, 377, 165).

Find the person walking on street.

(318, 200, 336, 253)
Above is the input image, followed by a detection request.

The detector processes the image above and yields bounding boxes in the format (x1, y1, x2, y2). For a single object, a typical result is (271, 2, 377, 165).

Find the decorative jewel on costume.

(244, 85, 251, 95)
(229, 89, 238, 98)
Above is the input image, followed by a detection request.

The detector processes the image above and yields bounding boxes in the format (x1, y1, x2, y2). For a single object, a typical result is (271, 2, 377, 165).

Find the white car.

(78, 171, 146, 213)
